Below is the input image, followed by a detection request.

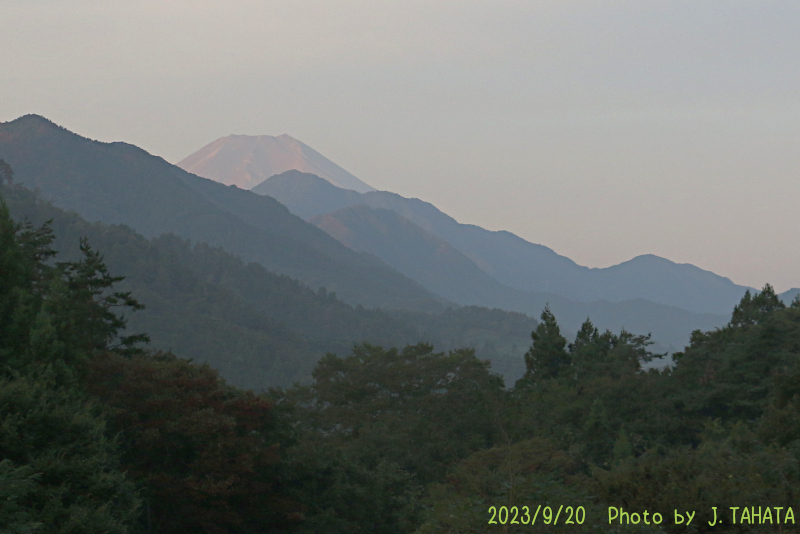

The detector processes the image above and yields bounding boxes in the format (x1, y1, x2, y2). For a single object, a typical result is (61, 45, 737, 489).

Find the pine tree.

(523, 306, 570, 380)
(0, 196, 142, 531)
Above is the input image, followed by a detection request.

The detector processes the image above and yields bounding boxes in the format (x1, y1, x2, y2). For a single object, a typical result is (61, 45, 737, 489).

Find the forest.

(2, 180, 800, 533)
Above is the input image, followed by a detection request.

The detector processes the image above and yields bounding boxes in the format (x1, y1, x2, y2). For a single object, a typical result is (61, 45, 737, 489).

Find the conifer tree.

(0, 196, 141, 531)
(523, 306, 570, 380)
(0, 159, 13, 185)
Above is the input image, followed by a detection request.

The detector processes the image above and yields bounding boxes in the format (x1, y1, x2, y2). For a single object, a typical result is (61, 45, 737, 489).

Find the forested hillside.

(0, 115, 442, 312)
(4, 173, 800, 531)
(1, 181, 534, 387)
(0, 115, 746, 352)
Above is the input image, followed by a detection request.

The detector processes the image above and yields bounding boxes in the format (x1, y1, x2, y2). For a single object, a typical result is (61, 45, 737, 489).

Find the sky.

(3, 0, 799, 291)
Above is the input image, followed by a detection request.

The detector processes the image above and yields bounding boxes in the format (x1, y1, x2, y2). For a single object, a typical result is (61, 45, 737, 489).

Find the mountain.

(177, 134, 375, 192)
(252, 170, 363, 219)
(780, 288, 800, 305)
(255, 171, 750, 316)
(308, 204, 727, 352)
(311, 204, 527, 306)
(0, 115, 440, 312)
(1, 181, 537, 387)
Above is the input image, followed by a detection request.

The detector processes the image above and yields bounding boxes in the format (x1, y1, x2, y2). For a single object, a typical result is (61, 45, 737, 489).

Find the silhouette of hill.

(0, 115, 440, 312)
(252, 170, 362, 219)
(780, 288, 800, 305)
(308, 204, 727, 352)
(311, 204, 528, 306)
(1, 182, 537, 387)
(256, 170, 750, 316)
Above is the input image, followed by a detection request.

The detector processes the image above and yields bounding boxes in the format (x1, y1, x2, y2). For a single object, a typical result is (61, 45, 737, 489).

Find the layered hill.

(781, 288, 800, 304)
(306, 202, 727, 350)
(256, 171, 750, 316)
(177, 133, 374, 192)
(252, 169, 363, 219)
(311, 204, 531, 307)
(0, 115, 440, 312)
(1, 182, 537, 387)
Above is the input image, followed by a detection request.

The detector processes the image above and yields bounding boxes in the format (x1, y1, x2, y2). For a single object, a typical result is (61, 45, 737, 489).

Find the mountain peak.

(2, 114, 67, 136)
(178, 134, 375, 193)
(7, 113, 50, 124)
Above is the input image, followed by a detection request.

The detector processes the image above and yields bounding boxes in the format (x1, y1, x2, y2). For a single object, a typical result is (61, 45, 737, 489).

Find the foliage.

(2, 182, 535, 388)
(415, 438, 631, 533)
(593, 422, 800, 532)
(0, 376, 140, 533)
(5, 162, 800, 534)
(85, 351, 299, 534)
(671, 285, 800, 421)
(523, 306, 569, 380)
(278, 439, 423, 534)
(0, 195, 141, 531)
(289, 343, 506, 485)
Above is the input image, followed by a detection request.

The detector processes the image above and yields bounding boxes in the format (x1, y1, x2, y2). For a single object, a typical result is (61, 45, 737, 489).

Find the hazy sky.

(3, 1, 799, 291)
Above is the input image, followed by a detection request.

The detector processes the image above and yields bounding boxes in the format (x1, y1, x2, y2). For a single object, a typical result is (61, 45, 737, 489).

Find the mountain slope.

(177, 134, 374, 192)
(255, 171, 750, 315)
(311, 205, 528, 306)
(780, 288, 800, 305)
(252, 170, 363, 219)
(0, 115, 441, 312)
(308, 203, 728, 351)
(2, 182, 537, 387)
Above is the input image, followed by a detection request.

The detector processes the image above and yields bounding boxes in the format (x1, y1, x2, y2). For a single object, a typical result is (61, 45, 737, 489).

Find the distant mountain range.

(255, 171, 754, 317)
(1, 182, 536, 387)
(0, 115, 439, 312)
(248, 172, 733, 350)
(182, 135, 800, 351)
(177, 133, 375, 192)
(782, 288, 800, 305)
(3, 114, 795, 362)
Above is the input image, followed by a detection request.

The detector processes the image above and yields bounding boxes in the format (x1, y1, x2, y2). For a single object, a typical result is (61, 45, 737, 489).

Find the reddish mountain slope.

(177, 134, 374, 192)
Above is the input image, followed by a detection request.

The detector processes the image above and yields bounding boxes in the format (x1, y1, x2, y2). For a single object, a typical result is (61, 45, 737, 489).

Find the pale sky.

(3, 1, 799, 291)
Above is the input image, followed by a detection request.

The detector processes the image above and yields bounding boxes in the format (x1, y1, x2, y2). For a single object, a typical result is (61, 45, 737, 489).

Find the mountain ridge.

(308, 202, 728, 351)
(255, 170, 751, 316)
(0, 114, 441, 312)
(0, 181, 539, 386)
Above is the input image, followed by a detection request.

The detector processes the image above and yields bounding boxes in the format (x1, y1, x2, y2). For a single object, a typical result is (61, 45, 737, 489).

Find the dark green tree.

(0, 196, 141, 532)
(523, 306, 570, 380)
(0, 375, 140, 533)
(672, 284, 799, 421)
(277, 342, 506, 533)
(294, 343, 505, 485)
(729, 284, 785, 327)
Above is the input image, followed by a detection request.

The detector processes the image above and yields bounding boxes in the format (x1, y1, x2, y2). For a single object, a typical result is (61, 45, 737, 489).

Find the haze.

(2, 0, 799, 291)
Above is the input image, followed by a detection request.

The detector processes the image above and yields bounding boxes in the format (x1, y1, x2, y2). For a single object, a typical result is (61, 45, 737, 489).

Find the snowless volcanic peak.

(177, 134, 375, 193)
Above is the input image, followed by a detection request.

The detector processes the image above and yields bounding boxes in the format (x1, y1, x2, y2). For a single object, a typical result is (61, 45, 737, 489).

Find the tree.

(86, 351, 300, 534)
(593, 422, 800, 533)
(1, 197, 147, 384)
(0, 159, 13, 185)
(416, 438, 640, 533)
(0, 376, 140, 533)
(0, 198, 141, 531)
(293, 343, 506, 486)
(671, 285, 800, 421)
(523, 306, 569, 381)
(730, 284, 785, 327)
(569, 319, 655, 381)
